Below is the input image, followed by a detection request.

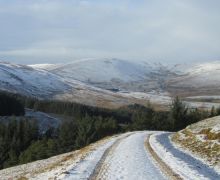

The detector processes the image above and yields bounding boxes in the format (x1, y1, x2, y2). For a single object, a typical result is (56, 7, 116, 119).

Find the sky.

(0, 0, 219, 64)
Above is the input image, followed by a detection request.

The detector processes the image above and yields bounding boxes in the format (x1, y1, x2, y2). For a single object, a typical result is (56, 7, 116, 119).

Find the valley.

(1, 1, 219, 179)
(1, 58, 220, 110)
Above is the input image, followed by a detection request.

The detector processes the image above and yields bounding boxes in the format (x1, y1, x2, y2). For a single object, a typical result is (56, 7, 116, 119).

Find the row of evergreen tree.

(0, 115, 118, 169)
(129, 97, 217, 131)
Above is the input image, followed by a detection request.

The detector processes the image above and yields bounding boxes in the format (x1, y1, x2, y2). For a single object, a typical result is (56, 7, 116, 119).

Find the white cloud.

(0, 0, 219, 64)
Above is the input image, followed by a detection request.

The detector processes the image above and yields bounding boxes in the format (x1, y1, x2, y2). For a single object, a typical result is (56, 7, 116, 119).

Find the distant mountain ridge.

(30, 58, 220, 94)
(31, 58, 165, 82)
(30, 58, 174, 92)
(1, 58, 220, 109)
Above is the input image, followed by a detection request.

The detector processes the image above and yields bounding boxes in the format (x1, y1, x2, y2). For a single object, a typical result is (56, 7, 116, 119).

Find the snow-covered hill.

(31, 58, 174, 92)
(168, 61, 220, 97)
(0, 61, 71, 98)
(31, 58, 220, 94)
(29, 63, 60, 71)
(171, 61, 220, 87)
(30, 58, 220, 98)
(1, 59, 220, 109)
(1, 60, 171, 109)
(32, 58, 156, 82)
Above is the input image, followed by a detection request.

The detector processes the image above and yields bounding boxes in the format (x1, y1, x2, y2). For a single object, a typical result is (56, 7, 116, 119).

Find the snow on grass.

(185, 61, 220, 75)
(29, 63, 61, 71)
(169, 61, 220, 88)
(119, 91, 172, 105)
(171, 116, 220, 172)
(0, 61, 70, 97)
(186, 96, 220, 100)
(172, 132, 220, 172)
(2, 60, 220, 110)
(150, 132, 220, 180)
(186, 116, 220, 133)
(184, 101, 220, 110)
(36, 58, 156, 83)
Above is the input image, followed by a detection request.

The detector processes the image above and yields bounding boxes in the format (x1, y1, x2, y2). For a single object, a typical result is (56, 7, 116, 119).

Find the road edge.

(144, 134, 182, 180)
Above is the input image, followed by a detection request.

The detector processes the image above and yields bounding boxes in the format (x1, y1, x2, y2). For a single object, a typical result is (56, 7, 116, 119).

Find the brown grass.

(172, 129, 220, 166)
(17, 177, 28, 180)
(199, 129, 220, 140)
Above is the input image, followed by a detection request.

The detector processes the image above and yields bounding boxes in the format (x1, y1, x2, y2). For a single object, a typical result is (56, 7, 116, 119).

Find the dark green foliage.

(187, 108, 209, 124)
(19, 139, 58, 164)
(129, 98, 213, 132)
(17, 115, 118, 165)
(209, 106, 216, 117)
(0, 92, 24, 116)
(168, 97, 189, 131)
(28, 99, 131, 124)
(151, 112, 171, 131)
(0, 118, 39, 169)
(216, 106, 220, 115)
(128, 104, 172, 131)
(168, 97, 212, 131)
(131, 106, 154, 130)
(75, 115, 118, 148)
(58, 120, 77, 152)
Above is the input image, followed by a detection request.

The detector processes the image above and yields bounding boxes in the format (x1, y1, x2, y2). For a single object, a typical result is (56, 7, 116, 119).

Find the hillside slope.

(168, 61, 220, 97)
(31, 58, 173, 92)
(31, 59, 220, 97)
(30, 59, 220, 109)
(0, 61, 70, 98)
(171, 116, 220, 172)
(1, 59, 220, 109)
(0, 61, 154, 108)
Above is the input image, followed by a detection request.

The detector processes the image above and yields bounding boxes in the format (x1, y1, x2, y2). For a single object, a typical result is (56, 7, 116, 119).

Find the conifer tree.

(169, 97, 188, 131)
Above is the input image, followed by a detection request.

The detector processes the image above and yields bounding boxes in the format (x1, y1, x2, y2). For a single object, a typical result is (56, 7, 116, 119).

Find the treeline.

(0, 91, 219, 169)
(4, 90, 217, 131)
(129, 97, 215, 131)
(5, 91, 131, 124)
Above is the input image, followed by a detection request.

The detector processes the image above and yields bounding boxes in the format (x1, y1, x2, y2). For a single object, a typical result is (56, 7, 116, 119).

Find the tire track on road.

(145, 134, 182, 180)
(89, 133, 133, 180)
